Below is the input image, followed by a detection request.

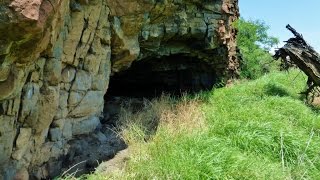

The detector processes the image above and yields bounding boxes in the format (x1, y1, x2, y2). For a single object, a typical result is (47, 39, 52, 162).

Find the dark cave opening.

(106, 54, 218, 98)
(59, 55, 219, 178)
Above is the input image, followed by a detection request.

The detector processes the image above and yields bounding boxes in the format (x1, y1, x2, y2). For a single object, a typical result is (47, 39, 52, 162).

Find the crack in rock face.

(0, 0, 239, 179)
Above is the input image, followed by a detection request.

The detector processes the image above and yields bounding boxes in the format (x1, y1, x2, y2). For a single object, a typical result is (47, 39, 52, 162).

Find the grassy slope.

(86, 69, 320, 180)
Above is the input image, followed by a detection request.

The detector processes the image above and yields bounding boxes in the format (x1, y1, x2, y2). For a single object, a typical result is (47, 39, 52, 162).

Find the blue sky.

(239, 1, 320, 52)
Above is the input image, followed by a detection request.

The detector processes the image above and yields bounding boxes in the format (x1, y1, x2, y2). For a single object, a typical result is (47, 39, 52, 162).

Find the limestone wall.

(0, 0, 239, 179)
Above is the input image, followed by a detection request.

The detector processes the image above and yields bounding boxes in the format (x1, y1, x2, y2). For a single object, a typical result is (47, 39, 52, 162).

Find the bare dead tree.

(274, 25, 320, 99)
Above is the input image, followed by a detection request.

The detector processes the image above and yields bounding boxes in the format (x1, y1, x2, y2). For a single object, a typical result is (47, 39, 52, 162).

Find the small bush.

(235, 18, 280, 79)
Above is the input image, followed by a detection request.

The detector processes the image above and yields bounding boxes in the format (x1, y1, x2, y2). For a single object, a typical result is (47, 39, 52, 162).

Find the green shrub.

(235, 18, 280, 79)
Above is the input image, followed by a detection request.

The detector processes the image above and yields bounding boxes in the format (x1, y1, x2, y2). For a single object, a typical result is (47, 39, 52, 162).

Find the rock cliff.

(0, 0, 239, 179)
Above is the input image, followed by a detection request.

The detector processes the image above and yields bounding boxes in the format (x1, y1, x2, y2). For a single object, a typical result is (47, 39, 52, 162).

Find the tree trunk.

(274, 25, 320, 96)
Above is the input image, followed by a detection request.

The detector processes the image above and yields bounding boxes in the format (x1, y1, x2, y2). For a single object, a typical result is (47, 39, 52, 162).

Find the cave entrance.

(107, 54, 218, 98)
(85, 54, 218, 177)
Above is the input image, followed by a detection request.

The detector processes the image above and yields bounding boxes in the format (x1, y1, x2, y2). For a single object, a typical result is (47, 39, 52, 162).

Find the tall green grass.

(85, 69, 320, 179)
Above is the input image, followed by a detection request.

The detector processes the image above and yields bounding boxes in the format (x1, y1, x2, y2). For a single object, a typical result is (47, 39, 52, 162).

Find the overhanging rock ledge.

(0, 0, 239, 179)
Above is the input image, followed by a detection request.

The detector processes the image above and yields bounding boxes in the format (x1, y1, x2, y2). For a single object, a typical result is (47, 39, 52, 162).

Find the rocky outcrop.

(0, 0, 239, 179)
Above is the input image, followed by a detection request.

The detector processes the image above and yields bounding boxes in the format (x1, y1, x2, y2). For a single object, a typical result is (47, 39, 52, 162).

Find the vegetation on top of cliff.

(72, 69, 320, 179)
(235, 18, 280, 79)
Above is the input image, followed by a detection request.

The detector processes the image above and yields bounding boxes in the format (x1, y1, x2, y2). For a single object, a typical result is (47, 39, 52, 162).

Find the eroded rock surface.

(0, 0, 239, 179)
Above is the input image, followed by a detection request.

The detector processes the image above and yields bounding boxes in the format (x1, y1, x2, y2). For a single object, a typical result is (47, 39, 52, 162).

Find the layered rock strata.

(0, 0, 239, 179)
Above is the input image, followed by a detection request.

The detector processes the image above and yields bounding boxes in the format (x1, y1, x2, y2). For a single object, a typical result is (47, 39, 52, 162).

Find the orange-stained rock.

(10, 0, 43, 20)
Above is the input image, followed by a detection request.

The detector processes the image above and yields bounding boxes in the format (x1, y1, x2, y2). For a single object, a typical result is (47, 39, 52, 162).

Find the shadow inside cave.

(107, 54, 218, 98)
(57, 120, 127, 178)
